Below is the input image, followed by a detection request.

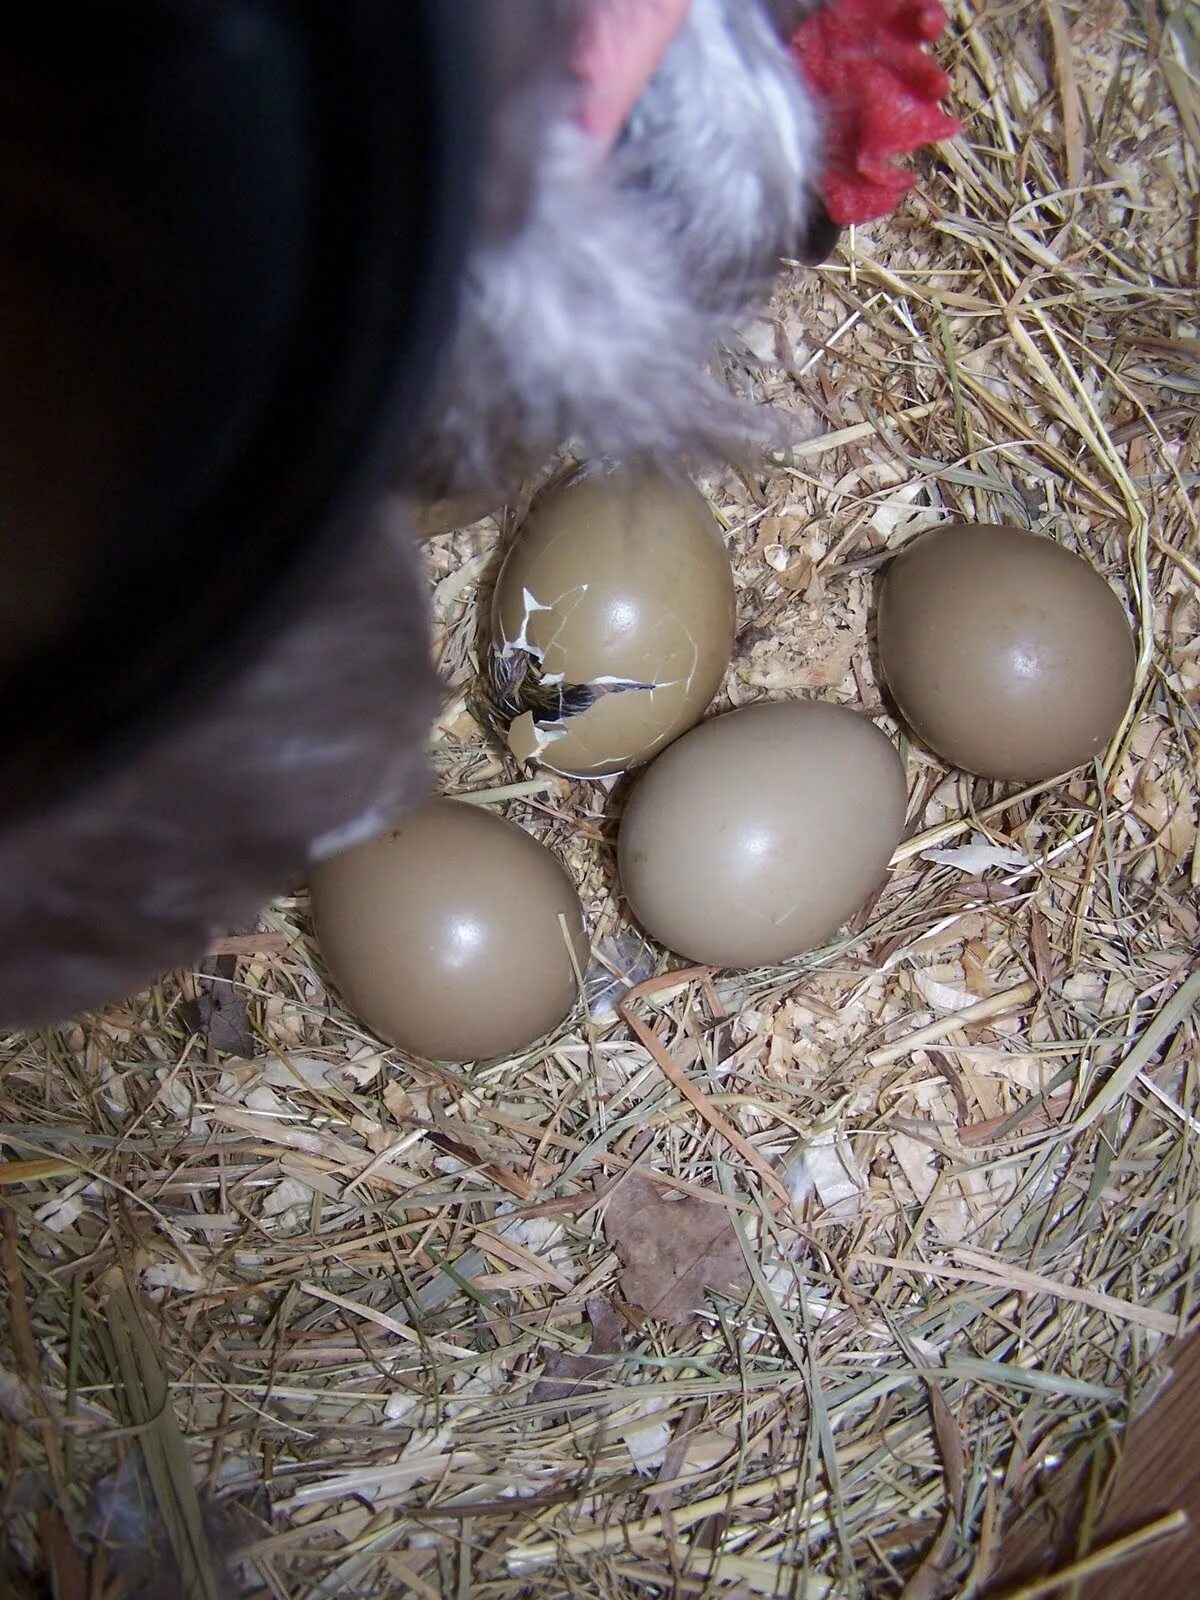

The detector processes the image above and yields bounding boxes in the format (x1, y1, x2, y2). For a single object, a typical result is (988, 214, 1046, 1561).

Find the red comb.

(791, 0, 960, 226)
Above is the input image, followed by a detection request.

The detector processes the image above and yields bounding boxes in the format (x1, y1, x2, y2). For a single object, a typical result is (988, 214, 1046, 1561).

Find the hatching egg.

(310, 799, 589, 1063)
(878, 523, 1136, 782)
(618, 701, 907, 968)
(488, 465, 736, 778)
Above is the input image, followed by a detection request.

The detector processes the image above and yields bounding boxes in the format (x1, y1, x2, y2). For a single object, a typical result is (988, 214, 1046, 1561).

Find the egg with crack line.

(487, 465, 736, 778)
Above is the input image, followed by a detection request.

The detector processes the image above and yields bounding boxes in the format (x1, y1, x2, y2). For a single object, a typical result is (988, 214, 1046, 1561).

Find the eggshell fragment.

(878, 522, 1136, 781)
(489, 465, 736, 778)
(310, 799, 589, 1063)
(618, 701, 907, 967)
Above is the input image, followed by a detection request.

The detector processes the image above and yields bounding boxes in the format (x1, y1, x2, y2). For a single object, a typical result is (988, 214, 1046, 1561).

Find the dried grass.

(2, 3, 1198, 1596)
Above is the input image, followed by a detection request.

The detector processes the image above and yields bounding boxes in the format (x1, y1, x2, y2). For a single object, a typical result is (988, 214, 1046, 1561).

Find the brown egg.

(310, 799, 589, 1063)
(878, 523, 1136, 782)
(489, 465, 736, 778)
(618, 701, 907, 968)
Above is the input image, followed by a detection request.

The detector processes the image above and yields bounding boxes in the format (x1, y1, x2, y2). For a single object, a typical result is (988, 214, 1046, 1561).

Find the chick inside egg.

(487, 464, 736, 778)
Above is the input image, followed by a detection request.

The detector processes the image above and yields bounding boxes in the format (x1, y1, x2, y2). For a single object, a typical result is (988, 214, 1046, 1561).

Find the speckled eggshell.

(310, 799, 589, 1063)
(618, 701, 908, 968)
(878, 522, 1136, 782)
(489, 465, 736, 778)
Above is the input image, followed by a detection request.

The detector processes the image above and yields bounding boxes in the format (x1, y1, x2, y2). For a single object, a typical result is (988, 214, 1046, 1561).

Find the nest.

(2, 3, 1197, 1596)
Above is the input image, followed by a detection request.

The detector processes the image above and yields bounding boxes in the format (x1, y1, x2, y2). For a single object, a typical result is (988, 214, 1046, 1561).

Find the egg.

(310, 799, 589, 1063)
(618, 701, 907, 967)
(878, 522, 1136, 782)
(488, 465, 736, 778)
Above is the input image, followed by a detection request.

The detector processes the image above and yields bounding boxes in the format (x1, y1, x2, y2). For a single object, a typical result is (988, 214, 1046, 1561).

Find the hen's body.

(0, 0, 825, 1026)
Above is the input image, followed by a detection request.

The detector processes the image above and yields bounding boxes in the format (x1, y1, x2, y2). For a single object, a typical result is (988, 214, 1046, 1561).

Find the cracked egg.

(487, 465, 736, 778)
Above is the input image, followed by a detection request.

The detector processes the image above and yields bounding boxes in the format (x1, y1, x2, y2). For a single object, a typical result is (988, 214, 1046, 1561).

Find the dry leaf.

(1027, 907, 1060, 988)
(898, 1511, 956, 1600)
(531, 1300, 624, 1408)
(962, 938, 995, 998)
(182, 957, 255, 1060)
(925, 1380, 965, 1523)
(603, 1175, 750, 1324)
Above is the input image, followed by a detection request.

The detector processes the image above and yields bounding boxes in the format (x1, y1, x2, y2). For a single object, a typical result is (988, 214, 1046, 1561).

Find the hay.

(2, 2, 1197, 1595)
